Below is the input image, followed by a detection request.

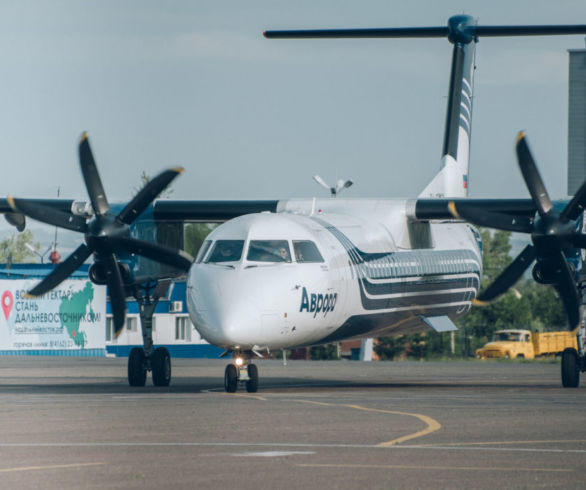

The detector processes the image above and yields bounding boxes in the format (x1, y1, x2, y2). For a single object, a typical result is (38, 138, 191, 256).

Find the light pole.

(313, 175, 353, 197)
(25, 243, 51, 264)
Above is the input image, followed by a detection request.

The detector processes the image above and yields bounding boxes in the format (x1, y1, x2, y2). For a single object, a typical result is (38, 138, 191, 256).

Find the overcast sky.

(1, 0, 585, 243)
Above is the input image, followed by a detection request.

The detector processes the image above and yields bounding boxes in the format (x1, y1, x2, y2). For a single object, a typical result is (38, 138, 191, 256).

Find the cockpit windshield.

(206, 240, 245, 263)
(195, 240, 212, 263)
(293, 240, 324, 263)
(247, 240, 291, 263)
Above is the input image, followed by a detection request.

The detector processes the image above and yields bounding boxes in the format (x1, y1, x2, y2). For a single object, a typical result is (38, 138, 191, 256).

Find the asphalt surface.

(0, 356, 584, 489)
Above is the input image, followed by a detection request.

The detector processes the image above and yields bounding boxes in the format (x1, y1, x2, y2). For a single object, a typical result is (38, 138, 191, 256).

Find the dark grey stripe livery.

(312, 217, 481, 312)
(310, 217, 481, 343)
(443, 16, 476, 160)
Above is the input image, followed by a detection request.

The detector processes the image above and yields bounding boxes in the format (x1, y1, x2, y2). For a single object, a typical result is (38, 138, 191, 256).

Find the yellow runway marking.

(0, 462, 105, 473)
(416, 439, 586, 447)
(294, 399, 441, 447)
(297, 463, 571, 473)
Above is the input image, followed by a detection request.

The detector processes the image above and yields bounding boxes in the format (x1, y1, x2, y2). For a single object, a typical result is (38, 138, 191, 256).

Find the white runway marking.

(0, 462, 105, 473)
(0, 442, 583, 454)
(232, 451, 315, 457)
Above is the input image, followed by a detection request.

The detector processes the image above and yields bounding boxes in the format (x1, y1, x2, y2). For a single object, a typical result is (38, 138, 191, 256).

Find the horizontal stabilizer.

(264, 23, 586, 41)
(420, 315, 458, 332)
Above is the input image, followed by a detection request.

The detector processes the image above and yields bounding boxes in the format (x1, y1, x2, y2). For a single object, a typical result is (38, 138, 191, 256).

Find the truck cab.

(476, 329, 534, 360)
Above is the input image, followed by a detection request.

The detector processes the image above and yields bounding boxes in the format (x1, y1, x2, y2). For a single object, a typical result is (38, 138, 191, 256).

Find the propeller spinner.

(8, 133, 193, 336)
(450, 132, 586, 329)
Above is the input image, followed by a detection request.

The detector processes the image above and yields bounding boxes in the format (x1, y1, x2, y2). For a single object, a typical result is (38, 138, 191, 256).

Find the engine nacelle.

(89, 261, 131, 285)
(532, 261, 575, 285)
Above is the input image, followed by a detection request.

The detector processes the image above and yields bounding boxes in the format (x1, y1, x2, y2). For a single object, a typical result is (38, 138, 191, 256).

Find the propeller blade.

(4, 212, 25, 232)
(102, 254, 127, 337)
(111, 237, 193, 271)
(117, 168, 184, 225)
(27, 244, 92, 297)
(8, 197, 88, 233)
(475, 244, 536, 305)
(561, 178, 586, 221)
(550, 250, 582, 329)
(516, 132, 553, 216)
(79, 133, 110, 216)
(448, 201, 534, 233)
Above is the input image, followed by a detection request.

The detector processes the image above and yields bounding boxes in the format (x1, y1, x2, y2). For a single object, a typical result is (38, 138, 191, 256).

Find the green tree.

(0, 230, 40, 263)
(519, 280, 566, 331)
(424, 331, 454, 358)
(479, 228, 512, 283)
(309, 343, 339, 360)
(459, 228, 528, 343)
(134, 171, 217, 260)
(134, 171, 174, 198)
(406, 333, 427, 360)
(374, 336, 406, 360)
(184, 223, 217, 258)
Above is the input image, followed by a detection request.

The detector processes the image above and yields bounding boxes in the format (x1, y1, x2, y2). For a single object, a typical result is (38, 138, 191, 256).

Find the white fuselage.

(186, 198, 482, 351)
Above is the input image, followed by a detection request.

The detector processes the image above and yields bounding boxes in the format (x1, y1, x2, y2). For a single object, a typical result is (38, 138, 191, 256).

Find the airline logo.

(299, 287, 338, 318)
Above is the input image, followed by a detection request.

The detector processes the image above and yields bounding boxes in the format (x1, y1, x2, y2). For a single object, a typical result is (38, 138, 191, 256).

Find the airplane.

(2, 15, 586, 392)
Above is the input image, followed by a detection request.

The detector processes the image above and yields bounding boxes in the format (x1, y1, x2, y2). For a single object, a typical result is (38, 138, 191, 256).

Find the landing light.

(235, 357, 244, 367)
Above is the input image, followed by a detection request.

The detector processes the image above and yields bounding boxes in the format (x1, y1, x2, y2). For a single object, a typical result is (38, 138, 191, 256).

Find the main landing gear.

(127, 281, 173, 387)
(561, 323, 585, 388)
(224, 353, 259, 393)
(561, 289, 586, 388)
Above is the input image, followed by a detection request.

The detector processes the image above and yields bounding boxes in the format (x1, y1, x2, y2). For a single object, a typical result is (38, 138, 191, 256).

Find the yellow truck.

(476, 329, 578, 360)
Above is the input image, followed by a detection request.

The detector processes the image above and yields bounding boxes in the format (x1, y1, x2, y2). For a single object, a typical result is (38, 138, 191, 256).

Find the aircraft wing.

(0, 198, 280, 228)
(0, 197, 541, 226)
(412, 198, 537, 221)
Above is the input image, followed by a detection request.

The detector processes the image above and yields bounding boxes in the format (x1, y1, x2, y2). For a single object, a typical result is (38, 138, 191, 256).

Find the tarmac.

(0, 356, 584, 489)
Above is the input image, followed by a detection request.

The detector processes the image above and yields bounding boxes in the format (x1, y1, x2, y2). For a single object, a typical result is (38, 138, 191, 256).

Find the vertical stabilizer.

(420, 15, 477, 199)
(264, 15, 586, 200)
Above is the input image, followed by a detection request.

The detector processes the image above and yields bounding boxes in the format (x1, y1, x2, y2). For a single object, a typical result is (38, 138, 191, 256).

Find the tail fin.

(420, 16, 476, 199)
(265, 15, 586, 200)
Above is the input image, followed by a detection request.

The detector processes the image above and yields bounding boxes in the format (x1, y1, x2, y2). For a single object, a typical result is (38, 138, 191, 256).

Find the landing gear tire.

(152, 347, 171, 387)
(224, 364, 238, 393)
(128, 347, 147, 387)
(561, 348, 580, 388)
(246, 364, 259, 393)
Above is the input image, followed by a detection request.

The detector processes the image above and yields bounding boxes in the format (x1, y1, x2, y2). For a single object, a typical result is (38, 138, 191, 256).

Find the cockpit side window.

(247, 240, 291, 263)
(206, 240, 245, 263)
(195, 240, 212, 263)
(293, 240, 324, 263)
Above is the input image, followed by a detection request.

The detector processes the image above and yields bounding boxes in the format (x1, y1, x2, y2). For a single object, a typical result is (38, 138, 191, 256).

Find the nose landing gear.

(224, 353, 259, 393)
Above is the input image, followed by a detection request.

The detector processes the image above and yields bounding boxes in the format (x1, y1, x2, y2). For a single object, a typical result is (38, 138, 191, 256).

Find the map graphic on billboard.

(0, 279, 106, 351)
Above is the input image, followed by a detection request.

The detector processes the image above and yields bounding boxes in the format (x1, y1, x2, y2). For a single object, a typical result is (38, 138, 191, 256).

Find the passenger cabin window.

(293, 240, 324, 263)
(195, 240, 212, 263)
(206, 240, 244, 263)
(247, 240, 291, 262)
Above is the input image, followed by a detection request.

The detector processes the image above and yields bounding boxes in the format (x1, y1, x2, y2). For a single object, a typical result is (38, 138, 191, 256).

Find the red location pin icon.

(2, 291, 14, 320)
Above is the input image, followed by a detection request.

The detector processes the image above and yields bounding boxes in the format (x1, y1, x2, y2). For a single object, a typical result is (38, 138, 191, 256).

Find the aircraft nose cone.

(186, 266, 261, 347)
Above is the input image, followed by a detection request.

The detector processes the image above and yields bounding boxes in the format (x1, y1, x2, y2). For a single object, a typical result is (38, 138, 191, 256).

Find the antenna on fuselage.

(313, 175, 353, 197)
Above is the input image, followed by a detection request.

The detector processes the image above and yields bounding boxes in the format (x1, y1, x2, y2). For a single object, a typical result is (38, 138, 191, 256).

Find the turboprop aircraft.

(3, 15, 586, 392)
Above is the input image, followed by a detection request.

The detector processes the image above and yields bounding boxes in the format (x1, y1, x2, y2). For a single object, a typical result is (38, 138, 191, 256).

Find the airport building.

(568, 48, 586, 196)
(0, 263, 222, 358)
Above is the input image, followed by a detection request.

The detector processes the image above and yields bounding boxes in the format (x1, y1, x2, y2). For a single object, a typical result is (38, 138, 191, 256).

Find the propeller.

(450, 131, 586, 329)
(8, 133, 193, 336)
